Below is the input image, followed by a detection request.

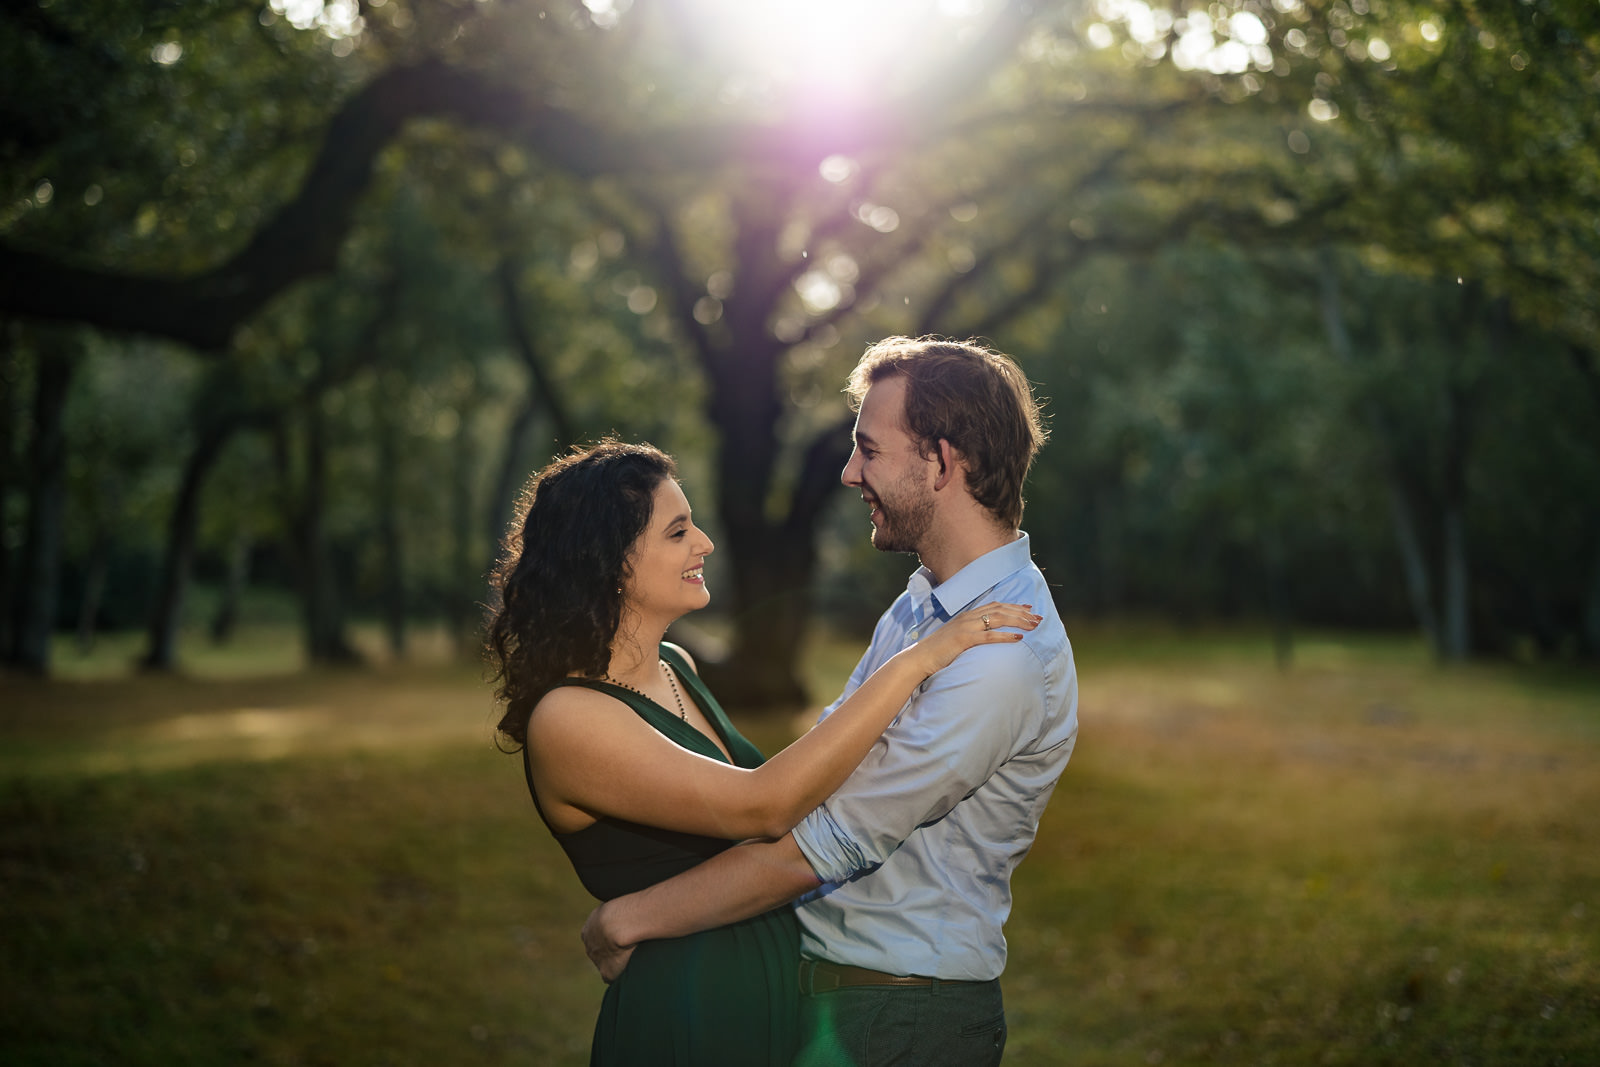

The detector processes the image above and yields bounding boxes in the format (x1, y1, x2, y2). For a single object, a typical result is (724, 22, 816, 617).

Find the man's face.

(841, 375, 937, 555)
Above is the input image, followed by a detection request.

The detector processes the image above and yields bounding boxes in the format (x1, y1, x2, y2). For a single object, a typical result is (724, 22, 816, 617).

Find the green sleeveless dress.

(524, 645, 800, 1067)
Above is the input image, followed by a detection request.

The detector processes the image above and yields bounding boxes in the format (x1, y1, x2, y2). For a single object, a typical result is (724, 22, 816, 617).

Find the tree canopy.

(3, 0, 1598, 689)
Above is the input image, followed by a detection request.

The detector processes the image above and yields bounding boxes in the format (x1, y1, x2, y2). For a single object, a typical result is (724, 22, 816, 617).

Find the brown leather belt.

(798, 958, 944, 994)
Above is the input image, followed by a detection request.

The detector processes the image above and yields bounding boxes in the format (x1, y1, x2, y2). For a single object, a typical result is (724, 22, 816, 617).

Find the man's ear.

(933, 438, 961, 491)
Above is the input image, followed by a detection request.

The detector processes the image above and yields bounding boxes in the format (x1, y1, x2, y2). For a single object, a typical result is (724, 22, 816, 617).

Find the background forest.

(4, 4, 1600, 1066)
(3, 0, 1599, 700)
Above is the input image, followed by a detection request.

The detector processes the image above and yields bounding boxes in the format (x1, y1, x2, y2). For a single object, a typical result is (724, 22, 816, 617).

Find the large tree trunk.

(0, 320, 20, 658)
(1383, 480, 1440, 652)
(487, 402, 542, 567)
(304, 405, 359, 665)
(1433, 287, 1494, 661)
(140, 419, 237, 671)
(1586, 539, 1600, 659)
(447, 395, 482, 655)
(375, 399, 406, 660)
(495, 257, 575, 447)
(1436, 380, 1474, 662)
(700, 402, 854, 710)
(1319, 250, 1447, 655)
(209, 534, 252, 645)
(486, 255, 575, 575)
(1263, 528, 1293, 670)
(1440, 508, 1470, 660)
(276, 270, 394, 666)
(707, 528, 818, 709)
(74, 530, 110, 654)
(278, 407, 359, 666)
(1570, 345, 1600, 659)
(688, 189, 813, 707)
(6, 333, 75, 674)
(629, 177, 866, 708)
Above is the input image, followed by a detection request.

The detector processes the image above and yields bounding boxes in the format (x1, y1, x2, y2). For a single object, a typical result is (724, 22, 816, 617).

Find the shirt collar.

(908, 532, 1033, 620)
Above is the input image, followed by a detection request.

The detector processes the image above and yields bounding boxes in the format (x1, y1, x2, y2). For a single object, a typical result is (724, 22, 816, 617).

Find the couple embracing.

(487, 337, 1078, 1066)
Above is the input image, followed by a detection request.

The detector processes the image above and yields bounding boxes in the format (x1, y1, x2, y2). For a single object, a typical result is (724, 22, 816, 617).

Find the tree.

(0, 0, 1049, 700)
(5, 0, 1598, 687)
(4, 328, 77, 672)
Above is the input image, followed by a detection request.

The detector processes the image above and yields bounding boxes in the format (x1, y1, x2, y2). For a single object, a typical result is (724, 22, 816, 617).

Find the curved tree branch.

(0, 2, 1046, 351)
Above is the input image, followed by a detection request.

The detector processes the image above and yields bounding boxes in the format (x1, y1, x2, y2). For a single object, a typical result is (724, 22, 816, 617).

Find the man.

(583, 336, 1078, 1066)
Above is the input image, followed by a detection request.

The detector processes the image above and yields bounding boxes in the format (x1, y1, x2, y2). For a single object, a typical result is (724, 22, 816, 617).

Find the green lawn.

(2, 625, 1597, 1065)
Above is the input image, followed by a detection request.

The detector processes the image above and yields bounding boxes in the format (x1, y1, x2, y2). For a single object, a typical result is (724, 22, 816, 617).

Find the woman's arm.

(526, 601, 1038, 842)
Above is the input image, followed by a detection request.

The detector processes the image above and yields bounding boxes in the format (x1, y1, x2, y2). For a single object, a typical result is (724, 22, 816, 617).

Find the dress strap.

(659, 643, 755, 768)
(547, 656, 730, 762)
(659, 644, 715, 713)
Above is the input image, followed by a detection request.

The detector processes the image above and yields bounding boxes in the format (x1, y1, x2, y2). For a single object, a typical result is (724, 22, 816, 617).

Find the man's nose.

(841, 448, 863, 486)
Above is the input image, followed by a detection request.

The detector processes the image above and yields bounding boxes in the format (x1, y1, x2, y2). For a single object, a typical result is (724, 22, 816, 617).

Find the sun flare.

(666, 0, 994, 109)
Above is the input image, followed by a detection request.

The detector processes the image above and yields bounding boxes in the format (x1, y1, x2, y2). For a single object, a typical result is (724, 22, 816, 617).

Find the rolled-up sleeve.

(793, 639, 1047, 885)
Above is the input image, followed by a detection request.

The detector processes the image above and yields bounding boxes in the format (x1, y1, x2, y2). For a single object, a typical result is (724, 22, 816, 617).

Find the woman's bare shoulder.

(526, 682, 614, 737)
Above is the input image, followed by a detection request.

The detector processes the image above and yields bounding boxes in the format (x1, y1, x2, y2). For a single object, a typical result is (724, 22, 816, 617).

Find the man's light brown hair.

(846, 336, 1048, 529)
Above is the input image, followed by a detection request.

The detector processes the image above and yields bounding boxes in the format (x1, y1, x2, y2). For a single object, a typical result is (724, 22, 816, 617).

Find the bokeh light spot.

(693, 297, 724, 325)
(794, 271, 842, 313)
(626, 286, 658, 314)
(819, 155, 858, 183)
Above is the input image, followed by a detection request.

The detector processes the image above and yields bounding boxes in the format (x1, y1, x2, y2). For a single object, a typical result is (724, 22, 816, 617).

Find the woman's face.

(622, 478, 714, 623)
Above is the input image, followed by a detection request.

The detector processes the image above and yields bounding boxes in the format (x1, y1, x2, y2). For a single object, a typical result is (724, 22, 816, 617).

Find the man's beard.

(868, 480, 935, 555)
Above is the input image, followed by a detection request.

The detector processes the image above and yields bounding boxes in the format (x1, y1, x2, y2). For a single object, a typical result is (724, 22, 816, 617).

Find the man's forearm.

(605, 833, 820, 947)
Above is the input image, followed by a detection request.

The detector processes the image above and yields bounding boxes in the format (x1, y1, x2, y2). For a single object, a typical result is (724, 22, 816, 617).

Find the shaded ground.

(2, 627, 1597, 1065)
(1, 662, 502, 778)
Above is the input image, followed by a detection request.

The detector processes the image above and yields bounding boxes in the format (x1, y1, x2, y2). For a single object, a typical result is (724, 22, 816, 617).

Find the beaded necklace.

(603, 659, 687, 720)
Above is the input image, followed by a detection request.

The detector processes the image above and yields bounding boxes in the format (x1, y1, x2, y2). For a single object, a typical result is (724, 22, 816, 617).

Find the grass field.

(2, 624, 1597, 1065)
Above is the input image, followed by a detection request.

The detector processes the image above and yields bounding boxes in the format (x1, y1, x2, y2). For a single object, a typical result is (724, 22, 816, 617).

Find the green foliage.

(4, 0, 1599, 676)
(2, 0, 361, 267)
(1003, 237, 1600, 655)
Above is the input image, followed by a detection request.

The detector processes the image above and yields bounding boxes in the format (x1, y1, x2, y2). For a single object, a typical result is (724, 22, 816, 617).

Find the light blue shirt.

(791, 533, 1077, 981)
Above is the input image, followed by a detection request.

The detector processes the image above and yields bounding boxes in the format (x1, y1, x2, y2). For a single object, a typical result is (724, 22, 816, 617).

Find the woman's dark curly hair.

(487, 438, 676, 750)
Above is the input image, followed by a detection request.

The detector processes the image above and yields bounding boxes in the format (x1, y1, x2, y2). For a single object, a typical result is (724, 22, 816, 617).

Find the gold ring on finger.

(982, 614, 990, 630)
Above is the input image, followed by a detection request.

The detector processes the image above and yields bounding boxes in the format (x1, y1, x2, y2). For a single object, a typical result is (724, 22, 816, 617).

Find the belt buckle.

(799, 959, 842, 995)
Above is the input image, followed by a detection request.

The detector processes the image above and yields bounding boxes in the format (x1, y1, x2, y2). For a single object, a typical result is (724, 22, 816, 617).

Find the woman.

(487, 439, 1036, 1066)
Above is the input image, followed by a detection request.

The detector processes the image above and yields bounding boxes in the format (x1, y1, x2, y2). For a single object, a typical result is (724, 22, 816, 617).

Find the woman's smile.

(625, 478, 715, 621)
